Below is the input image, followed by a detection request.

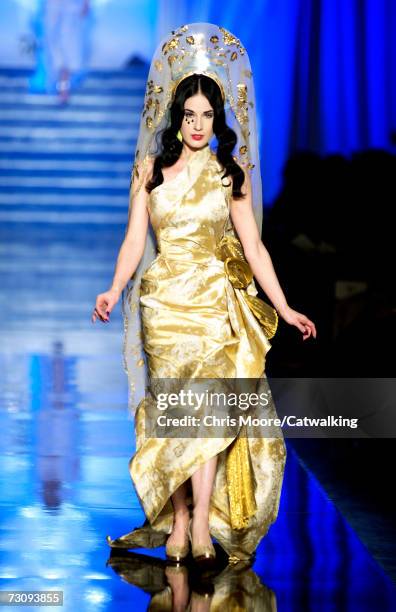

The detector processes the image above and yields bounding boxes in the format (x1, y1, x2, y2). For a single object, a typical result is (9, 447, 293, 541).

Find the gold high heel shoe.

(188, 517, 216, 564)
(166, 517, 191, 562)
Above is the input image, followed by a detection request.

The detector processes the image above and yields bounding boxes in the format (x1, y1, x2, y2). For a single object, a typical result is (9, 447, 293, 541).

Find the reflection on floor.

(1, 67, 396, 610)
(1, 332, 396, 610)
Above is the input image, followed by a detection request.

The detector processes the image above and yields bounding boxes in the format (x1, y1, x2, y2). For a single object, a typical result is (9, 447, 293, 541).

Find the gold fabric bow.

(215, 235, 279, 340)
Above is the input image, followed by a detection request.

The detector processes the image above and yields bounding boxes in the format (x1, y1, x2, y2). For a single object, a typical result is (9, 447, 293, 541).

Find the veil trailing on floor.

(121, 22, 278, 420)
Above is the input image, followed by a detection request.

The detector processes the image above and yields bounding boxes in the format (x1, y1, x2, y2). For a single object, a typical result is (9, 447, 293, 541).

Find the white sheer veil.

(121, 23, 265, 418)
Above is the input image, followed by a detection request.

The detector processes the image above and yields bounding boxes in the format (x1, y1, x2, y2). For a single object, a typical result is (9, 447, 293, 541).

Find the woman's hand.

(279, 305, 317, 341)
(92, 288, 120, 324)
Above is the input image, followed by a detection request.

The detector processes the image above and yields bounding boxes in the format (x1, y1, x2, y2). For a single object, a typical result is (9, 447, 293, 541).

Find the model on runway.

(92, 22, 316, 565)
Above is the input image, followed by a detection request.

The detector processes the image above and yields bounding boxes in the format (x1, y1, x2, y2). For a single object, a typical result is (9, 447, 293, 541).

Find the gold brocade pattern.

(108, 145, 287, 562)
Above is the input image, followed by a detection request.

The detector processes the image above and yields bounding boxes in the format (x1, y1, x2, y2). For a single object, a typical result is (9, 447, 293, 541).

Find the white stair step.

(0, 193, 126, 206)
(0, 141, 134, 153)
(82, 76, 147, 89)
(0, 259, 110, 273)
(0, 75, 147, 90)
(0, 108, 140, 124)
(0, 126, 137, 140)
(0, 176, 128, 189)
(0, 159, 130, 172)
(0, 211, 126, 223)
(0, 92, 141, 107)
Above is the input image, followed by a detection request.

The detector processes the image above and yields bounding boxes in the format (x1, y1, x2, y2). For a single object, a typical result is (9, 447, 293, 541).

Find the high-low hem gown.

(107, 144, 287, 563)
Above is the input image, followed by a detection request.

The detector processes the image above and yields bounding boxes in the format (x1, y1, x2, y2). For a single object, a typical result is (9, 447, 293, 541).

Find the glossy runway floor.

(1, 69, 396, 610)
(1, 230, 396, 610)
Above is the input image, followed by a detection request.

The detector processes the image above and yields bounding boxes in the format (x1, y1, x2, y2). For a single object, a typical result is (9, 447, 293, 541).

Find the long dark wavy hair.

(145, 74, 246, 199)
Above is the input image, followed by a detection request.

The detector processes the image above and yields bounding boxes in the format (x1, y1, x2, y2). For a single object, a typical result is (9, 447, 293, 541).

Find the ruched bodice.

(140, 144, 273, 378)
(145, 144, 231, 265)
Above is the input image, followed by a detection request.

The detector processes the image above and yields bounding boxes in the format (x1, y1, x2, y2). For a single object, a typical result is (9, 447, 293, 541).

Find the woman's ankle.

(173, 507, 190, 521)
(192, 507, 210, 523)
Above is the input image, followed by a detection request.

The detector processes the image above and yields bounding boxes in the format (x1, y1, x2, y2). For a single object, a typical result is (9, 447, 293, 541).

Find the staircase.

(0, 66, 149, 332)
(0, 66, 148, 226)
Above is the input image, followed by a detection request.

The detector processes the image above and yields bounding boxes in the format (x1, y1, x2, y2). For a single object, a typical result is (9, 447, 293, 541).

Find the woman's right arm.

(92, 159, 153, 324)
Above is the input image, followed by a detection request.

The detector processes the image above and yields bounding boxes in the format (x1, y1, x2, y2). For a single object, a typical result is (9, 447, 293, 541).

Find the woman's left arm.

(230, 166, 317, 341)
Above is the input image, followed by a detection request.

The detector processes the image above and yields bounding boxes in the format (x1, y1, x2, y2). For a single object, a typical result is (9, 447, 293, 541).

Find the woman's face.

(180, 92, 214, 149)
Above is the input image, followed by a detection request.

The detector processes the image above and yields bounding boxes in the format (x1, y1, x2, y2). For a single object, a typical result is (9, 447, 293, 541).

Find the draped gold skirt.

(107, 245, 287, 563)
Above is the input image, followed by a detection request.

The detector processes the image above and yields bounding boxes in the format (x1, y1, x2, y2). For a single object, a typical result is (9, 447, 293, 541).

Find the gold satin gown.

(107, 144, 287, 563)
